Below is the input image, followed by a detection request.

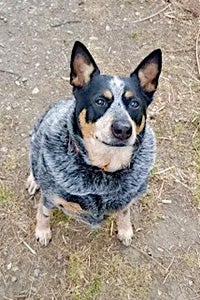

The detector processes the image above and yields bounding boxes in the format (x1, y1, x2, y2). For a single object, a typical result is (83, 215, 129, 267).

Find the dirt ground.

(0, 0, 200, 299)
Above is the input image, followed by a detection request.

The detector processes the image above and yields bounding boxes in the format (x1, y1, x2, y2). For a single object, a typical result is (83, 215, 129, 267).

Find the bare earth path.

(0, 1, 200, 299)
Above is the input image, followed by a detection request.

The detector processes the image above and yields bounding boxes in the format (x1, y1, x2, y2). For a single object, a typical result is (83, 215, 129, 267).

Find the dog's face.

(70, 41, 162, 147)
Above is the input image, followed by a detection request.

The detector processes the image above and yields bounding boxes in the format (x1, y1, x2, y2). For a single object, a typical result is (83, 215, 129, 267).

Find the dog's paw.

(26, 173, 39, 195)
(35, 227, 52, 246)
(117, 228, 133, 247)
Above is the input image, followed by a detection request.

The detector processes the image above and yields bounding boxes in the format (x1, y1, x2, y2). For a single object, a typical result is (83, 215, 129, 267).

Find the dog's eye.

(95, 98, 106, 107)
(130, 100, 139, 109)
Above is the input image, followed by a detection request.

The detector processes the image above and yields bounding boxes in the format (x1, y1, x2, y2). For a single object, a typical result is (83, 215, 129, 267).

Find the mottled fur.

(27, 41, 162, 246)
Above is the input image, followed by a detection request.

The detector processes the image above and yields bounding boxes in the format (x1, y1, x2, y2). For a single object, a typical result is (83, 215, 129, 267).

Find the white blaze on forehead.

(111, 76, 125, 89)
(109, 76, 125, 109)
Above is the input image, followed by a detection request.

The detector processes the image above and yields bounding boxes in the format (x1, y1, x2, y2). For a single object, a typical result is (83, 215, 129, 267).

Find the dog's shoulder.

(33, 98, 75, 136)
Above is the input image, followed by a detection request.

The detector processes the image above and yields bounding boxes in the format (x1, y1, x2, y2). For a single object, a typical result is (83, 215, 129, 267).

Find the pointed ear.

(131, 49, 162, 98)
(70, 41, 100, 87)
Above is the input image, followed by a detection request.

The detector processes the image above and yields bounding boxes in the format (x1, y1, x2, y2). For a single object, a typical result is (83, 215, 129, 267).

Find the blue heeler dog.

(26, 41, 162, 247)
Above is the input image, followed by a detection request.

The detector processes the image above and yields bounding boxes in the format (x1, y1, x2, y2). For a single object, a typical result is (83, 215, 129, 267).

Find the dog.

(26, 41, 162, 247)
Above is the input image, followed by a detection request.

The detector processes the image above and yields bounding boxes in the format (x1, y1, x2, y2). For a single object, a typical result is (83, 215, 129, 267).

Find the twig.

(133, 4, 171, 23)
(50, 20, 81, 27)
(157, 136, 172, 141)
(165, 45, 195, 53)
(110, 220, 114, 236)
(162, 256, 175, 284)
(131, 245, 167, 271)
(62, 51, 68, 65)
(0, 69, 20, 77)
(170, 174, 193, 192)
(195, 28, 200, 79)
(21, 240, 36, 255)
(154, 166, 175, 175)
(158, 180, 165, 199)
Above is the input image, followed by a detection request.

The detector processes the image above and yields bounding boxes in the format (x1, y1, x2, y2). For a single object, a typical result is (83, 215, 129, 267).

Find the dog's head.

(70, 41, 162, 148)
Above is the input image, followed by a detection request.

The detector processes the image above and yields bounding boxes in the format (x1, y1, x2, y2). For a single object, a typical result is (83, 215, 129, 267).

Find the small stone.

(15, 80, 20, 86)
(106, 25, 111, 31)
(7, 262, 12, 270)
(157, 247, 164, 252)
(135, 11, 140, 16)
(89, 36, 98, 41)
(32, 87, 39, 95)
(13, 266, 19, 272)
(34, 269, 40, 278)
(162, 199, 172, 204)
(57, 252, 63, 261)
(31, 287, 37, 293)
(22, 77, 28, 83)
(189, 280, 193, 286)
(0, 147, 8, 154)
(11, 276, 17, 283)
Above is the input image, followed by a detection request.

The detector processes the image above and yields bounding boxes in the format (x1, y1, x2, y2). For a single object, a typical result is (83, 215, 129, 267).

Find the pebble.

(89, 36, 98, 41)
(106, 25, 111, 31)
(7, 262, 12, 270)
(162, 199, 172, 204)
(66, 30, 73, 35)
(11, 276, 18, 283)
(34, 268, 40, 278)
(0, 147, 8, 154)
(15, 80, 20, 86)
(22, 77, 28, 83)
(189, 280, 193, 286)
(32, 87, 39, 95)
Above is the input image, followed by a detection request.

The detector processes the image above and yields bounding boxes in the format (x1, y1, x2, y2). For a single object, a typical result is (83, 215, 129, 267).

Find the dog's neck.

(83, 137, 133, 172)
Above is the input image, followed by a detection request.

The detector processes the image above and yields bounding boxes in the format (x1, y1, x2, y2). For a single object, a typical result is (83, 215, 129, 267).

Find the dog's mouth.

(95, 136, 132, 148)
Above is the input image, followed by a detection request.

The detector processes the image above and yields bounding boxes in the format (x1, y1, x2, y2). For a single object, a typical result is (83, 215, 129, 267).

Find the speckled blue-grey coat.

(30, 98, 156, 226)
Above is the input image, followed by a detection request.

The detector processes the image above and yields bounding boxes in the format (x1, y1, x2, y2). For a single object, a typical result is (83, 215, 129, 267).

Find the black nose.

(111, 120, 132, 140)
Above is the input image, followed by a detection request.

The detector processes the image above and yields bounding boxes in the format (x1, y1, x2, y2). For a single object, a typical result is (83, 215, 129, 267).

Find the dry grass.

(192, 114, 200, 207)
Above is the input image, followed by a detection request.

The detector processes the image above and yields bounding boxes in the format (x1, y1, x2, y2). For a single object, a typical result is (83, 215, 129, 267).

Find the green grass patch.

(0, 187, 14, 204)
(51, 208, 73, 224)
(69, 252, 85, 286)
(3, 153, 17, 171)
(73, 275, 101, 300)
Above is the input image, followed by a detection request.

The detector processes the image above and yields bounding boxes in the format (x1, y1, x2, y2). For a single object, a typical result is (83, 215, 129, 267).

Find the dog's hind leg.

(117, 206, 133, 247)
(26, 171, 39, 195)
(35, 197, 52, 246)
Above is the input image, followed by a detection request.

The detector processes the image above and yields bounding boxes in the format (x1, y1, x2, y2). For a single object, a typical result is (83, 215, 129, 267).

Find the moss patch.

(0, 187, 14, 205)
(51, 208, 74, 225)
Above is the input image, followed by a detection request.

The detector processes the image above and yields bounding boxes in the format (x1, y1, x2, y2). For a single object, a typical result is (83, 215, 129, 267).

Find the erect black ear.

(131, 49, 162, 99)
(70, 41, 100, 87)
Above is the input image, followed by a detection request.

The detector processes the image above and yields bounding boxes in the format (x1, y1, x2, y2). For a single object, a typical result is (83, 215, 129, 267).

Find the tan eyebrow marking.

(103, 90, 113, 99)
(124, 90, 134, 99)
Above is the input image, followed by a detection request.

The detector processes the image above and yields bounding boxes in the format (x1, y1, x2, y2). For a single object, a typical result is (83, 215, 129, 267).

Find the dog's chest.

(84, 138, 133, 172)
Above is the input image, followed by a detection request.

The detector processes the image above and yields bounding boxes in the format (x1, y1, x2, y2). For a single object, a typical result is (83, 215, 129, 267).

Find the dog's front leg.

(117, 206, 133, 247)
(35, 197, 52, 246)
